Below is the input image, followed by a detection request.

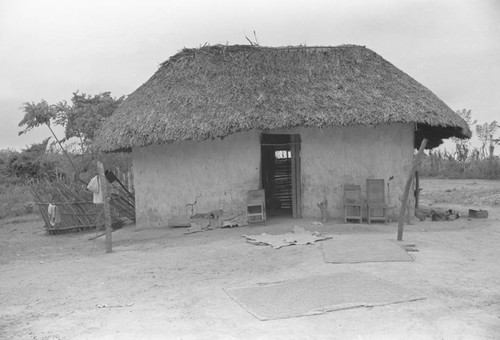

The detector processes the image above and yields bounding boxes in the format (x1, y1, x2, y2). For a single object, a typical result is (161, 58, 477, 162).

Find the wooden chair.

(343, 184, 362, 223)
(366, 179, 387, 224)
(247, 189, 266, 223)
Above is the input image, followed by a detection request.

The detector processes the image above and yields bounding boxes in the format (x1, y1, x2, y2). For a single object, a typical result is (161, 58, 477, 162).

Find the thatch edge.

(94, 44, 471, 152)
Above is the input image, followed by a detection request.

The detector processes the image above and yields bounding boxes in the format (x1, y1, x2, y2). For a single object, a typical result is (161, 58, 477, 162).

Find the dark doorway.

(261, 134, 302, 218)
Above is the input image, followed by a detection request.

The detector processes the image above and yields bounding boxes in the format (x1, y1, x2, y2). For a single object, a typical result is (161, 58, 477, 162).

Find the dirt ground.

(1, 178, 499, 339)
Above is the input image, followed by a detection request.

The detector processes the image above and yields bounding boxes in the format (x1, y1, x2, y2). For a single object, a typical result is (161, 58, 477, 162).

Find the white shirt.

(87, 176, 103, 204)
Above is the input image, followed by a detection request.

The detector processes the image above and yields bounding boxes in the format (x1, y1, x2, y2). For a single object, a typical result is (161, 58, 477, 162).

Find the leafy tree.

(18, 92, 125, 182)
(55, 91, 125, 154)
(18, 100, 79, 177)
(55, 91, 125, 174)
(475, 121, 498, 159)
(18, 100, 56, 134)
(0, 149, 18, 185)
(451, 109, 476, 163)
(475, 120, 499, 179)
(6, 138, 56, 181)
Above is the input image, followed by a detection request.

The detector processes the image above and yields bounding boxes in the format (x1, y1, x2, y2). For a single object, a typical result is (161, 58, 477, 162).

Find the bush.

(420, 152, 500, 179)
(0, 184, 34, 219)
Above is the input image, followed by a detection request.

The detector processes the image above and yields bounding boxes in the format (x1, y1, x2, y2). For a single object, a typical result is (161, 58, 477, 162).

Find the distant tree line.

(419, 109, 499, 179)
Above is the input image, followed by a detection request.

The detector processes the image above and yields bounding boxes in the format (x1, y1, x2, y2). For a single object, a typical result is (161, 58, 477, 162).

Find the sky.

(0, 0, 499, 151)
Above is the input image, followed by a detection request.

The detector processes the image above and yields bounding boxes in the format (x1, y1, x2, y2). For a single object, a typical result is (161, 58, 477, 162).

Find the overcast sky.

(1, 0, 499, 151)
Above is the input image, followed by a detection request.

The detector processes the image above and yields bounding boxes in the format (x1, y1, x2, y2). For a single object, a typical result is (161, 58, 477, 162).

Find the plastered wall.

(296, 123, 415, 219)
(132, 130, 261, 228)
(132, 124, 414, 227)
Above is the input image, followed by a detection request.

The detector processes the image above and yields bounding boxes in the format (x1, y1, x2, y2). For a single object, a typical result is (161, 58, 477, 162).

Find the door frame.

(260, 133, 302, 218)
(290, 134, 302, 218)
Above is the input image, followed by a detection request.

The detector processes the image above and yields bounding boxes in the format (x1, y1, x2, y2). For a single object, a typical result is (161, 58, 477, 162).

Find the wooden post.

(397, 138, 428, 241)
(122, 172, 127, 187)
(290, 135, 302, 218)
(317, 199, 328, 223)
(414, 171, 420, 209)
(97, 161, 112, 253)
(127, 170, 134, 193)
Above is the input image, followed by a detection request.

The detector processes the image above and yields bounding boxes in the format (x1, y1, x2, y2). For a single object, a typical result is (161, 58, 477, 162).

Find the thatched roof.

(94, 44, 471, 152)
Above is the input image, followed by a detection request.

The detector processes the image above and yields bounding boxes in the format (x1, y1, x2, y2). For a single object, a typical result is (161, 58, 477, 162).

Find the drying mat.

(243, 226, 331, 249)
(321, 235, 414, 264)
(224, 272, 424, 320)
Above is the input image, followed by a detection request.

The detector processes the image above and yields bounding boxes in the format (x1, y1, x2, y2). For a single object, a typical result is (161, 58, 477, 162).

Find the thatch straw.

(94, 44, 471, 152)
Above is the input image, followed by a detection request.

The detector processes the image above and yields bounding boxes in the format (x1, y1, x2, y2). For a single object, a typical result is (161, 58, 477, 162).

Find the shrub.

(420, 153, 500, 179)
(0, 184, 34, 219)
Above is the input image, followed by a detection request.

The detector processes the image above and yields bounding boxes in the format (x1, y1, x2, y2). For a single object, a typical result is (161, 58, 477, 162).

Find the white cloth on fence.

(47, 203, 61, 227)
(87, 176, 103, 204)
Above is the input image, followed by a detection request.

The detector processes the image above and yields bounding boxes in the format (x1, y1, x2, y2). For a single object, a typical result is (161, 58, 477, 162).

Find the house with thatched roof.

(94, 44, 470, 228)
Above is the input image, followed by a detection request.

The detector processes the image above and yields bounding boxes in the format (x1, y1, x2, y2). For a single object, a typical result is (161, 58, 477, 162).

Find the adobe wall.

(132, 123, 414, 227)
(132, 130, 261, 228)
(295, 123, 415, 219)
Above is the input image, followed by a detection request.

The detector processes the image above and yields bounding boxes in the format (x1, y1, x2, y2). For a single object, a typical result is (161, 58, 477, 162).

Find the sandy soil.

(1, 178, 499, 339)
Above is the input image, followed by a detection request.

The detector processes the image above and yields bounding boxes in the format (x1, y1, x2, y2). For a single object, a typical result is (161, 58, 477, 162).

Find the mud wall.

(132, 130, 261, 228)
(296, 123, 415, 219)
(132, 123, 414, 227)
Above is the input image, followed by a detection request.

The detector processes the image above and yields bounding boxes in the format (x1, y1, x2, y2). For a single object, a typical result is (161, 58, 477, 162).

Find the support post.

(397, 138, 428, 241)
(415, 171, 420, 209)
(127, 170, 133, 193)
(97, 161, 112, 253)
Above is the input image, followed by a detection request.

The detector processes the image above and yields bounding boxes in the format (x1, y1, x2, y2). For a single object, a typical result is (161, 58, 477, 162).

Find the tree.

(474, 120, 499, 179)
(55, 91, 125, 153)
(18, 100, 79, 177)
(451, 109, 476, 164)
(18, 92, 125, 182)
(475, 121, 498, 159)
(54, 92, 125, 174)
(6, 138, 57, 181)
(0, 148, 17, 182)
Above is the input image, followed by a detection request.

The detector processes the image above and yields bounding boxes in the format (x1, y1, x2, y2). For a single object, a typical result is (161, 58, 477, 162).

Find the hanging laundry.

(87, 176, 103, 204)
(47, 203, 61, 227)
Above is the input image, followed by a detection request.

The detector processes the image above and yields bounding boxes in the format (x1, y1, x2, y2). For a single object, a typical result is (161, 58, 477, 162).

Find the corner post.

(97, 160, 112, 253)
(397, 138, 428, 241)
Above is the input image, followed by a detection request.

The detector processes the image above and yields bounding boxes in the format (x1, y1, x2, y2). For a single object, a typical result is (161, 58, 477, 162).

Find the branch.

(46, 123, 84, 184)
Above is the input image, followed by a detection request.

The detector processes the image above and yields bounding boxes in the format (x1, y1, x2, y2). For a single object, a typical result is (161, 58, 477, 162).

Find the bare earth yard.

(1, 179, 500, 339)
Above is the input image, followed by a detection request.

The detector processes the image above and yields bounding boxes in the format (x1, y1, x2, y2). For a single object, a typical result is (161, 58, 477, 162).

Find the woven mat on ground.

(321, 235, 414, 264)
(224, 272, 423, 320)
(243, 226, 331, 249)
